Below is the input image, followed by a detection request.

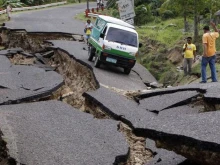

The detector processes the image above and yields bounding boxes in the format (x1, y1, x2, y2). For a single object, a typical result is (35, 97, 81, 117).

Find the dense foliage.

(0, 0, 64, 8)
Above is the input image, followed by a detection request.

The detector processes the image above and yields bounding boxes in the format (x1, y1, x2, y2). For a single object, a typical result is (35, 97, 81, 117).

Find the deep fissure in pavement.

(4, 30, 219, 165)
(0, 30, 154, 164)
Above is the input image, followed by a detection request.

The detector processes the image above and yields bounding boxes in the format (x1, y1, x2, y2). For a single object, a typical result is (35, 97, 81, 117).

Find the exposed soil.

(48, 49, 99, 109)
(155, 140, 220, 165)
(118, 122, 153, 165)
(9, 54, 35, 65)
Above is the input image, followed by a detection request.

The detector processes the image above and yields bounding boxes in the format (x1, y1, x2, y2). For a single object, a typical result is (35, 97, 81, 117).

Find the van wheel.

(88, 46, 95, 61)
(94, 55, 101, 68)
(124, 68, 131, 75)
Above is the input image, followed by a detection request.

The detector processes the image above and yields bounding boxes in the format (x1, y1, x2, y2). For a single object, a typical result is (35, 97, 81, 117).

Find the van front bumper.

(99, 52, 136, 68)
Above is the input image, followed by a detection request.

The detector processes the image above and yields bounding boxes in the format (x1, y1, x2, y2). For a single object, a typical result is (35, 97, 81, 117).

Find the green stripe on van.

(89, 38, 135, 59)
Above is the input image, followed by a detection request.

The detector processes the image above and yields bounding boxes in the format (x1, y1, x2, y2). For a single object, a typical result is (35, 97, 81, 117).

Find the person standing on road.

(100, 0, 104, 7)
(97, 0, 100, 8)
(182, 37, 196, 76)
(6, 2, 12, 21)
(201, 22, 219, 83)
(85, 19, 93, 45)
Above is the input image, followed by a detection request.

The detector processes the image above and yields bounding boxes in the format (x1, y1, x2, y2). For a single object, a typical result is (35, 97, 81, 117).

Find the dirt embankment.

(140, 37, 202, 86)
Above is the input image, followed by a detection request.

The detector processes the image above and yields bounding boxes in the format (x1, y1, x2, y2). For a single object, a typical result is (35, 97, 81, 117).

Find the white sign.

(117, 0, 135, 20)
(125, 18, 134, 25)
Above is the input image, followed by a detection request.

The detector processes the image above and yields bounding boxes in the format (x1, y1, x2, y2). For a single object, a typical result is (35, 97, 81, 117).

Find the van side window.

(96, 19, 106, 30)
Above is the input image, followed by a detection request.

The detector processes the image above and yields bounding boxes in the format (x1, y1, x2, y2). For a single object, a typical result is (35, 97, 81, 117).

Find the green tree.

(134, 4, 153, 25)
(160, 0, 192, 32)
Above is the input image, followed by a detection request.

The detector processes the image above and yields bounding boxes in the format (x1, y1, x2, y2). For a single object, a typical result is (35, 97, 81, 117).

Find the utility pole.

(87, 0, 89, 10)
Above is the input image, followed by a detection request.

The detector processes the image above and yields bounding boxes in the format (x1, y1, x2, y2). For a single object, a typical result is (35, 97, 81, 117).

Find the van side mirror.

(139, 43, 143, 48)
(100, 33, 105, 38)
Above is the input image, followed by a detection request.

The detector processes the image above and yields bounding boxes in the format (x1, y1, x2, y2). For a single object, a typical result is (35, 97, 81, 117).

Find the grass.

(136, 18, 189, 47)
(74, 7, 114, 22)
(74, 10, 220, 85)
(0, 14, 7, 23)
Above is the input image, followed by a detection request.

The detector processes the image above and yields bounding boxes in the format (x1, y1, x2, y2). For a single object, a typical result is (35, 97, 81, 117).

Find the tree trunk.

(183, 2, 188, 32)
(193, 0, 199, 43)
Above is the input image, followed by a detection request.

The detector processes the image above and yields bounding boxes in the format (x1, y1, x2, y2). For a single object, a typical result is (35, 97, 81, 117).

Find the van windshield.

(106, 27, 138, 47)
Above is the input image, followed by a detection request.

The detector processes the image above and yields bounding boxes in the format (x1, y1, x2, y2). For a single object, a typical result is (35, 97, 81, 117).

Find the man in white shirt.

(85, 19, 93, 45)
(6, 2, 12, 21)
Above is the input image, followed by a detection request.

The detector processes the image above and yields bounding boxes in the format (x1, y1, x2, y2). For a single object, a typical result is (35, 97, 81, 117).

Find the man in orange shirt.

(201, 22, 219, 83)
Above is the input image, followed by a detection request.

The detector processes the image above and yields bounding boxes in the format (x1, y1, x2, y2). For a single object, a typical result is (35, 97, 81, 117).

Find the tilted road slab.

(134, 111, 220, 164)
(0, 56, 63, 104)
(83, 86, 156, 128)
(83, 87, 195, 164)
(139, 91, 200, 113)
(146, 140, 187, 165)
(158, 105, 200, 118)
(84, 84, 220, 164)
(0, 101, 128, 165)
(138, 82, 220, 103)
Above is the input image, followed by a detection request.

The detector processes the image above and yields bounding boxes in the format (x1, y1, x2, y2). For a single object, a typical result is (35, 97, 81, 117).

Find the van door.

(92, 18, 106, 41)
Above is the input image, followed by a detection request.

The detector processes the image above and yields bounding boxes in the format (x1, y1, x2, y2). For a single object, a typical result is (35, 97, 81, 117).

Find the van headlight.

(102, 45, 112, 50)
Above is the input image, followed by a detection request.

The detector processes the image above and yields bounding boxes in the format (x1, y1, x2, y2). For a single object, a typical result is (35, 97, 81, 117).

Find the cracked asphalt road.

(6, 3, 88, 34)
(5, 3, 156, 90)
(2, 2, 220, 165)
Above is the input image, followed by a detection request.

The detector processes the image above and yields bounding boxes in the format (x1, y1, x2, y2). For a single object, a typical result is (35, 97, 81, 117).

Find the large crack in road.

(0, 29, 154, 165)
(1, 23, 220, 164)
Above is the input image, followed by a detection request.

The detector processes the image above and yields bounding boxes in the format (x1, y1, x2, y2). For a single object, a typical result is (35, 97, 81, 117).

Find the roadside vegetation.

(75, 0, 220, 86)
(0, 0, 90, 8)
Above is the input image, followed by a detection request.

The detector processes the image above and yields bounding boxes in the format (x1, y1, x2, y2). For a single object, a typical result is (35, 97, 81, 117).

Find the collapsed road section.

(0, 29, 157, 165)
(83, 83, 220, 165)
(1, 28, 220, 165)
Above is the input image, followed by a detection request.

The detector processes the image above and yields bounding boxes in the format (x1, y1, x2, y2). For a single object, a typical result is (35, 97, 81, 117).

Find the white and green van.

(88, 15, 142, 74)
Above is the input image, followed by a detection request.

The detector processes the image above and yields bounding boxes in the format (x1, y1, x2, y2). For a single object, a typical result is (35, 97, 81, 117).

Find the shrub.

(134, 4, 153, 25)
(111, 9, 119, 18)
(161, 10, 174, 20)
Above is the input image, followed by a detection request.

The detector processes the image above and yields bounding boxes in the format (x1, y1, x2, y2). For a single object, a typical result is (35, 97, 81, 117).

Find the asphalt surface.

(6, 3, 90, 34)
(146, 140, 187, 165)
(0, 55, 63, 104)
(0, 101, 128, 165)
(84, 82, 220, 164)
(2, 2, 220, 164)
(0, 3, 158, 164)
(139, 91, 199, 113)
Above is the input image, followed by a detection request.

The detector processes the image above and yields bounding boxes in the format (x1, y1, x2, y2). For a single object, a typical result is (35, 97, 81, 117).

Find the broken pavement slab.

(0, 101, 128, 165)
(83, 86, 156, 128)
(0, 48, 25, 57)
(138, 82, 220, 106)
(139, 91, 200, 113)
(0, 56, 64, 104)
(134, 110, 220, 165)
(83, 84, 220, 164)
(158, 105, 200, 118)
(34, 53, 50, 64)
(146, 139, 188, 165)
(137, 82, 220, 99)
